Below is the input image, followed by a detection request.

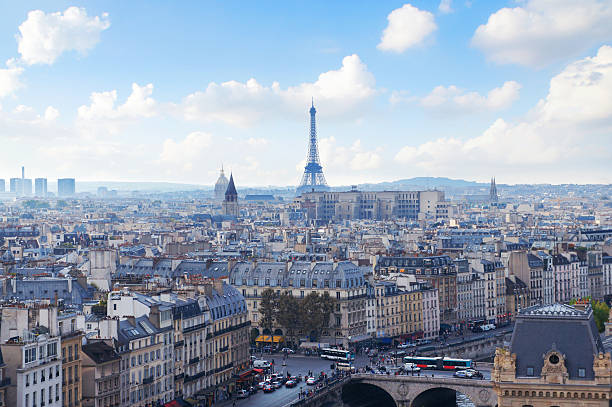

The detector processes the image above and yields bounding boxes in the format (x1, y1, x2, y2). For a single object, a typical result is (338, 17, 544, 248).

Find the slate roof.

(510, 303, 605, 380)
(82, 341, 120, 364)
(225, 173, 237, 197)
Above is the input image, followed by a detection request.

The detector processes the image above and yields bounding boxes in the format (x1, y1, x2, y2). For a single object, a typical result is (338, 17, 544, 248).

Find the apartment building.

(58, 311, 84, 407)
(81, 341, 120, 407)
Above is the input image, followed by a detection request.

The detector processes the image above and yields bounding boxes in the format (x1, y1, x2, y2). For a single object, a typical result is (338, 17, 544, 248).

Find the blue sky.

(1, 0, 611, 187)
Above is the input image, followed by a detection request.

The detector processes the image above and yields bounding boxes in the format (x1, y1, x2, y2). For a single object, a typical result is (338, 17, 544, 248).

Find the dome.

(214, 166, 229, 200)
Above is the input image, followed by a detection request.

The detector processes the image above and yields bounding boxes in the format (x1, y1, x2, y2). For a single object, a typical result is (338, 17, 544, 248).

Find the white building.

(421, 287, 439, 340)
(1, 330, 62, 407)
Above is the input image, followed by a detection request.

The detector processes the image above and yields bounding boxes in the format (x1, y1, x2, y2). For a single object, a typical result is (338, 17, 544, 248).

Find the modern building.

(35, 178, 48, 197)
(10, 178, 22, 196)
(214, 166, 229, 201)
(58, 178, 76, 197)
(0, 179, 5, 193)
(222, 173, 239, 217)
(493, 303, 612, 406)
(297, 190, 448, 223)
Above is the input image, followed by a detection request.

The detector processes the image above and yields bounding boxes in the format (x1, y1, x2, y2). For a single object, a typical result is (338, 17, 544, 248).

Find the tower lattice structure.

(297, 101, 329, 195)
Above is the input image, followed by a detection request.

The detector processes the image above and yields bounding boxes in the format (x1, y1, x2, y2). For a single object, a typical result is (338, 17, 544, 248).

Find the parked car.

(306, 377, 317, 385)
(454, 370, 468, 378)
(263, 384, 275, 393)
(257, 381, 267, 390)
(281, 347, 295, 354)
(285, 380, 297, 388)
(236, 389, 249, 399)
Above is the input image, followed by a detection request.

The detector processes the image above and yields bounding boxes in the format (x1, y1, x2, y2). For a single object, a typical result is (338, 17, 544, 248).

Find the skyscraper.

(0, 179, 4, 193)
(58, 178, 76, 197)
(22, 178, 32, 196)
(296, 101, 329, 195)
(10, 178, 22, 196)
(35, 178, 48, 197)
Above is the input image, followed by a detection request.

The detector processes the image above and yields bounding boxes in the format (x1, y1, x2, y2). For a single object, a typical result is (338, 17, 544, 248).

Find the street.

(225, 350, 491, 407)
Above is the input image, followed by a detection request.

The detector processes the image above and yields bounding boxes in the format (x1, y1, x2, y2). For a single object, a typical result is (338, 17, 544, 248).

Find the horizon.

(1, 1, 612, 186)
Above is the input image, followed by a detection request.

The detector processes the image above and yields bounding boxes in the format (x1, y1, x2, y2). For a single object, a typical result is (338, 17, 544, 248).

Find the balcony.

(142, 375, 154, 385)
(188, 356, 200, 365)
(0, 377, 10, 387)
(174, 340, 184, 348)
(219, 346, 229, 353)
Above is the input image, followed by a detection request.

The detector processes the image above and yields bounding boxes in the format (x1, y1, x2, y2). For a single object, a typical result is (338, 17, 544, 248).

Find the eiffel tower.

(296, 101, 329, 195)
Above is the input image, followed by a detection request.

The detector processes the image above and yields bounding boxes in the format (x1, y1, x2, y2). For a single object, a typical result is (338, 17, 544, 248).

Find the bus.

(403, 356, 472, 370)
(320, 348, 355, 362)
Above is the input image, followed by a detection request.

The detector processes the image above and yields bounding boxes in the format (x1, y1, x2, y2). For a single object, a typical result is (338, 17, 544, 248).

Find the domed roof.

(214, 166, 229, 200)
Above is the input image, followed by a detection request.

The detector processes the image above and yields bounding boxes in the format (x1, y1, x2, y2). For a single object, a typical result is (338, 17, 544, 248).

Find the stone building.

(214, 166, 229, 201)
(493, 303, 612, 406)
(59, 311, 84, 407)
(81, 341, 121, 407)
(222, 173, 239, 218)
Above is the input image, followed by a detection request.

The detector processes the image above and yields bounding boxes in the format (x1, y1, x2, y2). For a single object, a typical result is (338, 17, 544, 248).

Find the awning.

(253, 368, 264, 373)
(255, 335, 284, 343)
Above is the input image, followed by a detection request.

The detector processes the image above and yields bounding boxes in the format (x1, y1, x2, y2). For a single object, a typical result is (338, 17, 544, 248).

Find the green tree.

(592, 301, 610, 333)
(258, 289, 278, 338)
(276, 291, 302, 346)
(300, 292, 337, 342)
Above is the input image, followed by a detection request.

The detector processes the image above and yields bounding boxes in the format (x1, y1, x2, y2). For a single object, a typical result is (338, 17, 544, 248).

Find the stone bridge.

(346, 373, 497, 407)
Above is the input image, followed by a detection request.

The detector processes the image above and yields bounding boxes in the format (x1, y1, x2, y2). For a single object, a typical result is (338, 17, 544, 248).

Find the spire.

(220, 163, 225, 176)
(225, 172, 237, 197)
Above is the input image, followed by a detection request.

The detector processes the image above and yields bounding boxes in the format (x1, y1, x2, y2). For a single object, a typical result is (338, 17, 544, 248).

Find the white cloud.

(17, 6, 110, 65)
(160, 132, 213, 171)
(44, 106, 59, 121)
(377, 4, 437, 53)
(438, 0, 453, 14)
(319, 137, 382, 172)
(181, 54, 375, 126)
(395, 45, 612, 183)
(472, 0, 612, 67)
(246, 137, 268, 146)
(420, 81, 521, 112)
(0, 60, 23, 98)
(78, 83, 156, 120)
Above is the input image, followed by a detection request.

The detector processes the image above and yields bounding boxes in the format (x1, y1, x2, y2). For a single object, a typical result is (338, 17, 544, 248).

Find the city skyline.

(1, 1, 612, 187)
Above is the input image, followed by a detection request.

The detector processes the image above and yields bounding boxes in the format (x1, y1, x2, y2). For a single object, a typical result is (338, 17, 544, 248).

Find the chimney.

(213, 278, 223, 295)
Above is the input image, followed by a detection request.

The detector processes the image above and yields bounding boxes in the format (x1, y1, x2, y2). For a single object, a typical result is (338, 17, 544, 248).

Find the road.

(226, 351, 490, 407)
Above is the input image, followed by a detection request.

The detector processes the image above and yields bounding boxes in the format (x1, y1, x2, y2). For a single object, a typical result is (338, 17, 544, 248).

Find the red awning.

(164, 401, 181, 407)
(253, 368, 264, 373)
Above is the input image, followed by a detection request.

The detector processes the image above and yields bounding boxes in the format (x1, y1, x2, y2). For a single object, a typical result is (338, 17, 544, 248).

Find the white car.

(404, 362, 421, 372)
(281, 347, 295, 354)
(306, 377, 317, 385)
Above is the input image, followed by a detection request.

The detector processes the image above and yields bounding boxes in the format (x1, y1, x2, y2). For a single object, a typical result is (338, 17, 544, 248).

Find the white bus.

(320, 348, 355, 362)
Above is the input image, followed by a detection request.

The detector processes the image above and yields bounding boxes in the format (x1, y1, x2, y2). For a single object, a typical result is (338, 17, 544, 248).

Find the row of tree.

(258, 289, 336, 344)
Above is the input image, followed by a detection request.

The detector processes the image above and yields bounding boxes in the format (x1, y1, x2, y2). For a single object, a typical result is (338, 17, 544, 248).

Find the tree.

(258, 289, 278, 338)
(276, 291, 301, 346)
(592, 301, 609, 333)
(300, 292, 337, 342)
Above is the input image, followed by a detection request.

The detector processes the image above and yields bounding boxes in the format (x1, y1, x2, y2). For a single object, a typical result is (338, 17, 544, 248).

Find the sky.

(0, 0, 611, 187)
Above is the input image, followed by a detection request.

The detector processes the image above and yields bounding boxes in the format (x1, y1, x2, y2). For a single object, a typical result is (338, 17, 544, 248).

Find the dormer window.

(526, 366, 534, 376)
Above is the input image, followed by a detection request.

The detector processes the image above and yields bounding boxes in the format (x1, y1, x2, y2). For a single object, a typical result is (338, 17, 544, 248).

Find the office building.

(22, 178, 32, 196)
(35, 178, 47, 197)
(58, 178, 76, 197)
(0, 179, 4, 192)
(10, 178, 22, 196)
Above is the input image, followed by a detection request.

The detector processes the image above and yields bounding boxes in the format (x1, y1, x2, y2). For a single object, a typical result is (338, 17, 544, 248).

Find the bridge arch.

(411, 386, 475, 407)
(342, 381, 397, 407)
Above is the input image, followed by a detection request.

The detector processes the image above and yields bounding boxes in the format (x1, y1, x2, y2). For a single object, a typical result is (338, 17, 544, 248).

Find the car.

(465, 369, 484, 379)
(253, 359, 271, 369)
(263, 384, 274, 393)
(290, 375, 300, 383)
(257, 381, 266, 390)
(281, 347, 295, 354)
(285, 380, 297, 388)
(403, 362, 421, 373)
(272, 381, 282, 389)
(306, 377, 317, 385)
(236, 389, 249, 399)
(250, 355, 258, 361)
(454, 370, 468, 378)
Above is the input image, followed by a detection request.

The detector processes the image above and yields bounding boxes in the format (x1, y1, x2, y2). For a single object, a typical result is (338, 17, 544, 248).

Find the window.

(578, 368, 586, 377)
(526, 366, 534, 376)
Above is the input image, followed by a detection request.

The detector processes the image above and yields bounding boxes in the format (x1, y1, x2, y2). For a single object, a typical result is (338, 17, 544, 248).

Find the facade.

(505, 276, 529, 319)
(59, 312, 83, 407)
(0, 179, 4, 193)
(493, 303, 612, 407)
(231, 260, 368, 347)
(552, 254, 572, 303)
(374, 282, 422, 341)
(35, 178, 48, 197)
(81, 341, 120, 407)
(1, 330, 62, 407)
(421, 286, 439, 340)
(297, 190, 448, 223)
(58, 178, 76, 197)
(10, 178, 22, 195)
(222, 174, 239, 218)
(0, 348, 8, 407)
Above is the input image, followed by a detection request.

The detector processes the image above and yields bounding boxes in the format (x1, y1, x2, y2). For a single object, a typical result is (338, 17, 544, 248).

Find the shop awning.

(349, 334, 372, 343)
(255, 335, 284, 343)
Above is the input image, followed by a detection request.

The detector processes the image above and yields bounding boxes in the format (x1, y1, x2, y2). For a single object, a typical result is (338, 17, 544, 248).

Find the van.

(253, 359, 271, 369)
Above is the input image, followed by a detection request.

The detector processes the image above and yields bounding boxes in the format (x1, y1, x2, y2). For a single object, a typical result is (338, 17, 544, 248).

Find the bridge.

(289, 374, 498, 407)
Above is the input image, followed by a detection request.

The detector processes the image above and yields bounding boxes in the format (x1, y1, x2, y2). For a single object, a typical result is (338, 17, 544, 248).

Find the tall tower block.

(296, 101, 329, 195)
